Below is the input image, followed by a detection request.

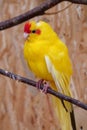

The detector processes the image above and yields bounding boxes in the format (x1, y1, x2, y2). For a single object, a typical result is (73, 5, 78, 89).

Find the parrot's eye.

(31, 29, 41, 35)
(32, 30, 36, 33)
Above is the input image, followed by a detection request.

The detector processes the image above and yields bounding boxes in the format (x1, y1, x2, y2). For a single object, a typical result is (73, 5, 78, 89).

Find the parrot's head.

(24, 21, 57, 43)
(24, 21, 41, 40)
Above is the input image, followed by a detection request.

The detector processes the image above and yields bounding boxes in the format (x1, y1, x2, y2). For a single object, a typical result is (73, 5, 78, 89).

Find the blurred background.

(0, 0, 87, 130)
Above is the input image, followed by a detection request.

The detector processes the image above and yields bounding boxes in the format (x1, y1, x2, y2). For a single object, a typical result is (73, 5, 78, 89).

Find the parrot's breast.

(24, 41, 53, 81)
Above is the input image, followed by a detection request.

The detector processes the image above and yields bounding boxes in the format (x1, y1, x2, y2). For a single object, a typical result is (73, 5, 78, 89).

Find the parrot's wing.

(45, 55, 71, 95)
(45, 56, 76, 130)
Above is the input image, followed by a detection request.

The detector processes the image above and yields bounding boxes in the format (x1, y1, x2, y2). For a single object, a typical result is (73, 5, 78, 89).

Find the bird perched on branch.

(23, 21, 76, 130)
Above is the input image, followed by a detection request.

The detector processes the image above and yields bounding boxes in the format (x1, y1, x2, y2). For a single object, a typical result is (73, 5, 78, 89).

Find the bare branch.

(0, 68, 87, 110)
(45, 3, 72, 15)
(0, 0, 87, 31)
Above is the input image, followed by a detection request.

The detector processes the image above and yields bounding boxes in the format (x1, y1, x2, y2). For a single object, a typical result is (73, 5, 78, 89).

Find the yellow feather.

(24, 21, 76, 130)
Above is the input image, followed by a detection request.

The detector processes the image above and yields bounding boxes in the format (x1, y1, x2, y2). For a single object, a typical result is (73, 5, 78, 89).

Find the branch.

(0, 68, 87, 110)
(0, 0, 87, 31)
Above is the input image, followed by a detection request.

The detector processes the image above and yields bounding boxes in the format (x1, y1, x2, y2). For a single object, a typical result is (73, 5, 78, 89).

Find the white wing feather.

(45, 55, 71, 96)
(45, 55, 63, 92)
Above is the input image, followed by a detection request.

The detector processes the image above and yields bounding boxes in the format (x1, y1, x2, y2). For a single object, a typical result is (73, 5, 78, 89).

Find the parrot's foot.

(42, 80, 50, 93)
(36, 79, 44, 89)
(36, 79, 49, 94)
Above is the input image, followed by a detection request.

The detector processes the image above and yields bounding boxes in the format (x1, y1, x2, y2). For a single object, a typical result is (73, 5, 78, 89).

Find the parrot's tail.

(51, 82, 76, 130)
(70, 108, 77, 130)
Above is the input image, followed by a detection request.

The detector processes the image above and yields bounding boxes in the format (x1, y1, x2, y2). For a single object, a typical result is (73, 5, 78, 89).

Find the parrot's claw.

(36, 79, 44, 89)
(36, 79, 49, 94)
(42, 80, 50, 93)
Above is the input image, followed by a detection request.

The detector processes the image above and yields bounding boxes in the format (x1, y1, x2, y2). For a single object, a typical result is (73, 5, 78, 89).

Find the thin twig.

(0, 0, 87, 31)
(45, 3, 72, 15)
(0, 68, 87, 110)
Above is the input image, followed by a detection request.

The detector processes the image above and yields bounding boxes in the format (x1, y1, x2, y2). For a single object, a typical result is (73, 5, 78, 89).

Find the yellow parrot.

(23, 21, 76, 130)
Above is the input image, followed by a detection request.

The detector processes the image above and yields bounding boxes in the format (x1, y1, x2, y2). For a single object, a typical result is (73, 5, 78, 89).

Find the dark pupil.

(32, 30, 36, 33)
